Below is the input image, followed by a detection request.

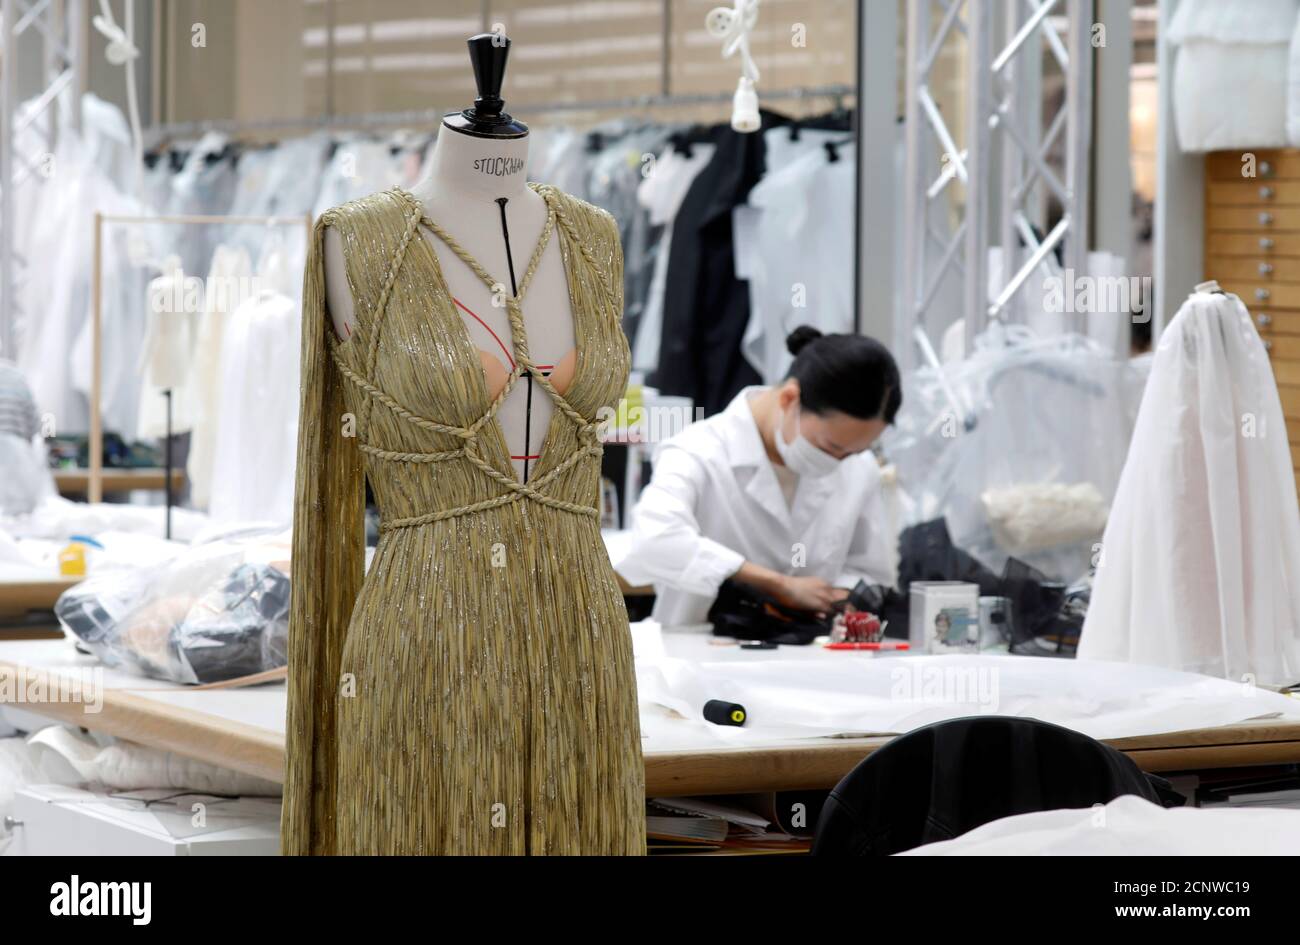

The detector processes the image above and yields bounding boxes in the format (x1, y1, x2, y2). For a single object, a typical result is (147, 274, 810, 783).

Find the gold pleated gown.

(282, 184, 646, 855)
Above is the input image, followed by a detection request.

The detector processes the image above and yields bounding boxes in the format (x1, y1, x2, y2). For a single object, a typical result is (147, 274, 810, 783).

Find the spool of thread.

(703, 699, 747, 727)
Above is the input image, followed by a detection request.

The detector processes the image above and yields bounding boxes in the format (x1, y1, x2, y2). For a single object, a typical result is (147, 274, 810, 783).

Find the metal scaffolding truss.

(0, 0, 84, 358)
(901, 0, 1094, 361)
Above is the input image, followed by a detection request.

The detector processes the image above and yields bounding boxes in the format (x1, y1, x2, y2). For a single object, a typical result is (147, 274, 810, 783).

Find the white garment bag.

(1080, 285, 1300, 687)
(1168, 0, 1299, 152)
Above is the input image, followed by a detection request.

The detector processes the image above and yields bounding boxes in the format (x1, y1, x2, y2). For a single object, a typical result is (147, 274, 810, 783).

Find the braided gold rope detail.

(342, 188, 608, 529)
(357, 443, 464, 463)
(359, 202, 423, 431)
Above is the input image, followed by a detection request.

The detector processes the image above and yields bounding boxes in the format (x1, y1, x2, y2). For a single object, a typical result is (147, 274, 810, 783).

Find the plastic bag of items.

(883, 325, 1132, 582)
(54, 529, 291, 684)
(1168, 0, 1300, 152)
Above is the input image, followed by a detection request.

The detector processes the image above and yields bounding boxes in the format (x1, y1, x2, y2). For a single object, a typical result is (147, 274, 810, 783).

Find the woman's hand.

(774, 576, 848, 616)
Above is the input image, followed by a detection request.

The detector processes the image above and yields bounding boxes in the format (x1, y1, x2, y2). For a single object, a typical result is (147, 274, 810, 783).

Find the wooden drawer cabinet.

(1206, 232, 1300, 256)
(1250, 310, 1300, 336)
(1208, 180, 1300, 206)
(1218, 281, 1300, 308)
(1280, 385, 1300, 420)
(1207, 149, 1300, 492)
(1207, 149, 1300, 180)
(1271, 360, 1300, 386)
(1208, 257, 1300, 281)
(1261, 334, 1300, 360)
(1205, 206, 1300, 231)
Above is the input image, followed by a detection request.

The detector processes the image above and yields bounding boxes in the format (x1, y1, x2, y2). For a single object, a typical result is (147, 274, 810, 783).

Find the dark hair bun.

(786, 325, 823, 356)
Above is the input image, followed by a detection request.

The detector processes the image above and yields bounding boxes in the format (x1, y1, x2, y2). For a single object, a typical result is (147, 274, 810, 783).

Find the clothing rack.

(141, 84, 857, 146)
(88, 211, 313, 519)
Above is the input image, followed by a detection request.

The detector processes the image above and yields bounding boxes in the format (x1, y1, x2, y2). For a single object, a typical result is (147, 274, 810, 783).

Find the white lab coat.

(618, 387, 896, 627)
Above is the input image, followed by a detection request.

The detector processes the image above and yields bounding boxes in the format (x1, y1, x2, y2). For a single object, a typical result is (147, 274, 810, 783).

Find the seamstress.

(619, 325, 901, 626)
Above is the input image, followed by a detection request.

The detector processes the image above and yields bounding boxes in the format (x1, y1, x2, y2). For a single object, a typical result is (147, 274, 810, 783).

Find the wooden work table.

(4, 639, 1300, 796)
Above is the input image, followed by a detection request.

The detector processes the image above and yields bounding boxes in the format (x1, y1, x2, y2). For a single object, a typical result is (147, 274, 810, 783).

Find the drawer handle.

(1257, 288, 1272, 301)
(1260, 262, 1275, 275)
(1261, 237, 1275, 250)
(1260, 212, 1275, 225)
(1258, 313, 1273, 327)
(1261, 185, 1276, 200)
(1261, 160, 1274, 177)
(1265, 339, 1274, 352)
(1, 816, 20, 830)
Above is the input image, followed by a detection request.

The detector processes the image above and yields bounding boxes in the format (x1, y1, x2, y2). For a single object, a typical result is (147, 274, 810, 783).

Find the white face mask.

(774, 405, 842, 478)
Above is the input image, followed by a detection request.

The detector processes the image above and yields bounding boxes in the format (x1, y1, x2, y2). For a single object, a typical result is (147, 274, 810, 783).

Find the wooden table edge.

(5, 656, 1300, 794)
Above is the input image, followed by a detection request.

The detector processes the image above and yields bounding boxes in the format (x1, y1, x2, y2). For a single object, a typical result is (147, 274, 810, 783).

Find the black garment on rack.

(651, 111, 789, 417)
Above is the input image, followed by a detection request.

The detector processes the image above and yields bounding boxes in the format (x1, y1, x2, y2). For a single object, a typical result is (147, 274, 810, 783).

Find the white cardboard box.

(909, 581, 981, 654)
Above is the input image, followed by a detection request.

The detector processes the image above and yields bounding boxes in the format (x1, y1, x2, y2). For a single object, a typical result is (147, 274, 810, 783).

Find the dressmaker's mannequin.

(322, 35, 576, 484)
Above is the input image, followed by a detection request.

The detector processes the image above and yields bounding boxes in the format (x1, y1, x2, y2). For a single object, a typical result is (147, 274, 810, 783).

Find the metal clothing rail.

(88, 211, 313, 516)
(142, 83, 857, 145)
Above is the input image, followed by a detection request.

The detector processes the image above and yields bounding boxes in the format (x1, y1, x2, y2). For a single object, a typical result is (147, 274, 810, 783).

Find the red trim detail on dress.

(452, 297, 515, 370)
(510, 454, 542, 460)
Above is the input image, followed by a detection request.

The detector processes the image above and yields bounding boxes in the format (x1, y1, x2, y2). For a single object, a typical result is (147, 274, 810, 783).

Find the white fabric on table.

(1080, 287, 1300, 687)
(632, 629, 1300, 746)
(899, 794, 1300, 855)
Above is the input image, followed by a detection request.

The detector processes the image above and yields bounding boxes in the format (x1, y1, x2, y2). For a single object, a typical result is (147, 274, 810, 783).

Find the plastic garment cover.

(185, 244, 254, 509)
(632, 142, 716, 372)
(883, 326, 1133, 580)
(1080, 288, 1300, 687)
(0, 432, 54, 516)
(1167, 0, 1300, 43)
(738, 137, 856, 383)
(311, 137, 411, 219)
(205, 290, 301, 526)
(163, 132, 239, 278)
(14, 98, 146, 436)
(900, 794, 1300, 856)
(53, 530, 291, 685)
(1167, 0, 1299, 152)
